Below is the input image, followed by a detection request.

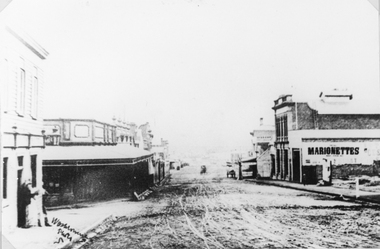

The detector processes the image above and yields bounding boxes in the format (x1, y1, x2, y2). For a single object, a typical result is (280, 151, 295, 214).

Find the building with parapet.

(272, 90, 380, 184)
(139, 122, 154, 151)
(249, 118, 275, 179)
(112, 117, 134, 146)
(44, 118, 117, 146)
(41, 118, 159, 206)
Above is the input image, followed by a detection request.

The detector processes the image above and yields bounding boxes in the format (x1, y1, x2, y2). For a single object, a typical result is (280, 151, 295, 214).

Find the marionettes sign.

(307, 147, 359, 156)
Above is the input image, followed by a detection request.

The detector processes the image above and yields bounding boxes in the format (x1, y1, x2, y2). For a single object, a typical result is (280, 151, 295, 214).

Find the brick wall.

(332, 164, 379, 179)
(296, 103, 316, 130)
(318, 115, 380, 130)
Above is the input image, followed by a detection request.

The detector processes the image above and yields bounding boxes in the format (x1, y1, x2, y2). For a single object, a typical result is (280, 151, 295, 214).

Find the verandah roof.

(241, 157, 257, 163)
(43, 144, 153, 167)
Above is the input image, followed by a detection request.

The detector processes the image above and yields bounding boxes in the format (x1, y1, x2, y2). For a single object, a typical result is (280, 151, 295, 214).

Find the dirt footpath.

(82, 164, 380, 249)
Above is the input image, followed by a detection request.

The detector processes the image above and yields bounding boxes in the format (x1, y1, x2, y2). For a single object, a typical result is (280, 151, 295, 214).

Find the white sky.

(2, 0, 379, 155)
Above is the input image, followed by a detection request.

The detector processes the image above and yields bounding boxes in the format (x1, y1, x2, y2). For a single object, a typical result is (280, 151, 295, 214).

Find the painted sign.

(302, 142, 380, 165)
(307, 147, 359, 156)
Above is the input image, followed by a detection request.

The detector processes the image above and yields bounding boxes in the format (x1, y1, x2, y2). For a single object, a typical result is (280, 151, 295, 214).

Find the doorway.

(292, 149, 300, 182)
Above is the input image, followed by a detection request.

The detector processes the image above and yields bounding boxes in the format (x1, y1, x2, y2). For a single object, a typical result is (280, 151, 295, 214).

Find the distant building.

(151, 138, 170, 184)
(139, 122, 154, 151)
(1, 25, 49, 229)
(273, 90, 380, 184)
(112, 117, 134, 146)
(151, 138, 169, 160)
(249, 118, 275, 179)
(250, 118, 275, 156)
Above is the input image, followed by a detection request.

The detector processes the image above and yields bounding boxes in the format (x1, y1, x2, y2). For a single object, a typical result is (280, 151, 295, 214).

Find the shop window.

(3, 158, 8, 199)
(48, 181, 61, 194)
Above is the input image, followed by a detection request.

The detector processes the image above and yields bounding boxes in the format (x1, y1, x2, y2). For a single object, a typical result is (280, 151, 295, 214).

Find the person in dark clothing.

(238, 161, 243, 180)
(17, 180, 38, 228)
(303, 173, 307, 186)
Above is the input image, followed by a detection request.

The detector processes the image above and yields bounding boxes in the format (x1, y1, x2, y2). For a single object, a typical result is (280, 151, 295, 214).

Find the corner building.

(1, 25, 49, 229)
(272, 90, 380, 184)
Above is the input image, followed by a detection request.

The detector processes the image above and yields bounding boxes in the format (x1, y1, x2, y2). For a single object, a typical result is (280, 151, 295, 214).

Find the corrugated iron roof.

(308, 99, 380, 115)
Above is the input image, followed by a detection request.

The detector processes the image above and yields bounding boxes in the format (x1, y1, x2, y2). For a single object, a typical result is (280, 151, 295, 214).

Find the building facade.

(112, 117, 135, 146)
(42, 118, 159, 206)
(44, 118, 117, 146)
(151, 138, 170, 184)
(250, 118, 275, 156)
(139, 122, 154, 151)
(250, 118, 275, 178)
(273, 90, 380, 184)
(1, 25, 49, 229)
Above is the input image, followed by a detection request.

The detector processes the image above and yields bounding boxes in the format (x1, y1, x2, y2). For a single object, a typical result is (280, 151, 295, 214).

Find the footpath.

(2, 195, 166, 249)
(245, 178, 380, 204)
(2, 197, 132, 249)
(3, 176, 380, 249)
(2, 176, 172, 249)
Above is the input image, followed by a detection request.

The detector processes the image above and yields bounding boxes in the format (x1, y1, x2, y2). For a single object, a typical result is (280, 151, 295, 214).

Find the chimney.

(260, 118, 263, 126)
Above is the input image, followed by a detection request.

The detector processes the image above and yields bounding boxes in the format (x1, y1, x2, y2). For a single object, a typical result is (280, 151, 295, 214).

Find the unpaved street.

(82, 164, 380, 249)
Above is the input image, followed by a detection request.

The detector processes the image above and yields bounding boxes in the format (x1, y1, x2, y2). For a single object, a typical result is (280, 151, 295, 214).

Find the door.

(292, 149, 300, 182)
(17, 168, 23, 227)
(252, 164, 258, 178)
(302, 166, 317, 184)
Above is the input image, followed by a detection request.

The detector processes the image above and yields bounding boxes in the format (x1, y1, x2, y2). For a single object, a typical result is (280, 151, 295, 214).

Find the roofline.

(6, 25, 49, 59)
(43, 154, 154, 167)
(44, 118, 117, 127)
(272, 101, 295, 110)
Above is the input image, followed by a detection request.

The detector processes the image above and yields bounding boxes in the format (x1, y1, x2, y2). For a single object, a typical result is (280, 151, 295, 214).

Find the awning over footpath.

(43, 144, 154, 167)
(241, 157, 257, 163)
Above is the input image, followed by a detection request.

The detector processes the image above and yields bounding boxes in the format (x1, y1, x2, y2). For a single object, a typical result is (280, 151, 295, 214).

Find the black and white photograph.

(1, 0, 380, 248)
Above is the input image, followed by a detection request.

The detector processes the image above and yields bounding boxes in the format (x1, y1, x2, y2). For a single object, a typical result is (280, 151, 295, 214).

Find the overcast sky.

(2, 0, 379, 155)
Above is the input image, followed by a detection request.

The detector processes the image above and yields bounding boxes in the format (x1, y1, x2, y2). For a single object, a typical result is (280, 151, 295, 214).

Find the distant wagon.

(227, 169, 236, 178)
(200, 165, 207, 174)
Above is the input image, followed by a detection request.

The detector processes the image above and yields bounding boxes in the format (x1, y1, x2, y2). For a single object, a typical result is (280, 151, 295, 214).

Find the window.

(31, 67, 38, 118)
(17, 68, 26, 115)
(18, 156, 23, 168)
(31, 155, 37, 187)
(3, 158, 8, 199)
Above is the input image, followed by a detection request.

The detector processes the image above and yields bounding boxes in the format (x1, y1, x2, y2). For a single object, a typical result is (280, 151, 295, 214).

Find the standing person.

(238, 160, 243, 180)
(17, 179, 39, 228)
(38, 187, 51, 227)
(303, 173, 307, 186)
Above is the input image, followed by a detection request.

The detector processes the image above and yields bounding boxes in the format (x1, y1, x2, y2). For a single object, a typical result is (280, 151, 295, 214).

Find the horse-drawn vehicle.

(200, 165, 207, 174)
(227, 169, 236, 178)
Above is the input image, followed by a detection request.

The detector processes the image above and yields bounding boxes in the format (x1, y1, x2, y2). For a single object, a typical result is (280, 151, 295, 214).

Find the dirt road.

(82, 164, 380, 249)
